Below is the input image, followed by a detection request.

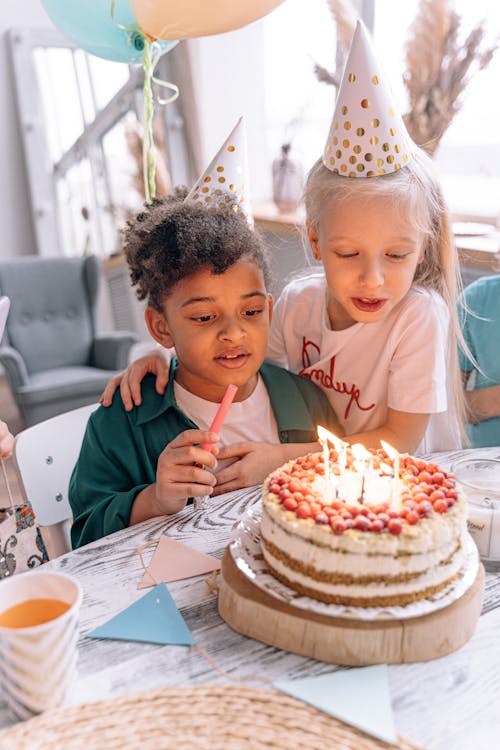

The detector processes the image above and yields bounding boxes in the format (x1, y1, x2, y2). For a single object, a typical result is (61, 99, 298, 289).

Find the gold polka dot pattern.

(322, 21, 415, 178)
(185, 117, 252, 225)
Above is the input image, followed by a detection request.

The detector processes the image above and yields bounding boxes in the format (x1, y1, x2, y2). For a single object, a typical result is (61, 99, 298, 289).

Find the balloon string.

(109, 1, 180, 202)
(152, 75, 180, 106)
(143, 45, 180, 202)
(143, 38, 156, 203)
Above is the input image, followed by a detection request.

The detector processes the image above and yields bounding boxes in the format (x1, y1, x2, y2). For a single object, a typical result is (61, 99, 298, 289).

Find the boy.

(69, 194, 340, 548)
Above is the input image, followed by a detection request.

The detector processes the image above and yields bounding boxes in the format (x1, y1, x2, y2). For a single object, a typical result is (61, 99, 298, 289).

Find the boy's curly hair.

(123, 187, 270, 310)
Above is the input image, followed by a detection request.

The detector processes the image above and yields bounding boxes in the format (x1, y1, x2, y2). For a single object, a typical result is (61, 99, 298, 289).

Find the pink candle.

(200, 384, 238, 452)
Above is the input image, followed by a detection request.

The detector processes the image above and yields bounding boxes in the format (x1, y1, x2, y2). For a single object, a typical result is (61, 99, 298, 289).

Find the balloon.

(130, 0, 285, 41)
(41, 0, 178, 63)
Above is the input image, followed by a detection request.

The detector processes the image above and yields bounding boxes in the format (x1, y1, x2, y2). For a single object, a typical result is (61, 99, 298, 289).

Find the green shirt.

(69, 360, 340, 548)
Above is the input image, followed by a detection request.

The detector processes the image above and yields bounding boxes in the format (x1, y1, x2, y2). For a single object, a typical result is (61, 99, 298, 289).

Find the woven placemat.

(0, 685, 422, 750)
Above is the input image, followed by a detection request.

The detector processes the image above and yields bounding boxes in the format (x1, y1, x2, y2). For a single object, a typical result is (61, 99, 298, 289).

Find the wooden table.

(1, 446, 500, 749)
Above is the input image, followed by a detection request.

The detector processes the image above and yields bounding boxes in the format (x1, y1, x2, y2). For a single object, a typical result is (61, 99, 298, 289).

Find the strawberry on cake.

(261, 447, 467, 608)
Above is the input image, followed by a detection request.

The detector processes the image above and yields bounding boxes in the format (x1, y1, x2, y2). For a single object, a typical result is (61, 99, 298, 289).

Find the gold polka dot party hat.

(186, 116, 253, 225)
(323, 20, 415, 178)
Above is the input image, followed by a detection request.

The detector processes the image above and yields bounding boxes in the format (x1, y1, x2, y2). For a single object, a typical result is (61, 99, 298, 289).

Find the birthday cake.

(261, 446, 467, 608)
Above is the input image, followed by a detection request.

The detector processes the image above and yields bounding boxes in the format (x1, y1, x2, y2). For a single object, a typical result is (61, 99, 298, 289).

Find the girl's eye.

(244, 308, 264, 317)
(386, 253, 408, 260)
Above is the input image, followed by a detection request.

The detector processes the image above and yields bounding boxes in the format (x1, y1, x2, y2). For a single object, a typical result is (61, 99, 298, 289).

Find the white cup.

(0, 570, 82, 720)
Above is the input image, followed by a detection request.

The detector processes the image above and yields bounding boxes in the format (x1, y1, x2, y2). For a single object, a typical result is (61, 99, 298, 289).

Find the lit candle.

(200, 384, 238, 452)
(317, 425, 332, 486)
(317, 427, 348, 469)
(380, 440, 400, 479)
(352, 443, 371, 502)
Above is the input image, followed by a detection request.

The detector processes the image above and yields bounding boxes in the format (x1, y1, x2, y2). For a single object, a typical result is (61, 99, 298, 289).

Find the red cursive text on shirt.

(299, 337, 375, 420)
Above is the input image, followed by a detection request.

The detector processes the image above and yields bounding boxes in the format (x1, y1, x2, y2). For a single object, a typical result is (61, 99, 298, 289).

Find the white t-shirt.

(173, 375, 280, 471)
(266, 273, 460, 454)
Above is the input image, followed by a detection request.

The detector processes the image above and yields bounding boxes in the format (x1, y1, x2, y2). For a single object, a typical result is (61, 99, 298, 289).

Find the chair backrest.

(13, 402, 99, 557)
(0, 296, 10, 340)
(0, 255, 100, 374)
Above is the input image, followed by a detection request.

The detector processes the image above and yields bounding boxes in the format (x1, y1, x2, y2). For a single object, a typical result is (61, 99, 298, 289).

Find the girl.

(266, 147, 464, 455)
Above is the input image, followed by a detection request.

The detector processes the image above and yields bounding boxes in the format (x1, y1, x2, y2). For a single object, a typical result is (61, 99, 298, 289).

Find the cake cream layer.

(261, 535, 466, 607)
(260, 510, 461, 579)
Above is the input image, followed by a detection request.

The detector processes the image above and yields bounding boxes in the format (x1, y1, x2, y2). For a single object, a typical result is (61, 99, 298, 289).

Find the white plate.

(229, 503, 480, 622)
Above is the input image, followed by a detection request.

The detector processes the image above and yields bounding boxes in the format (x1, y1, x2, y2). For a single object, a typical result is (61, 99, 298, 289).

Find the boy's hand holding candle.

(130, 430, 219, 522)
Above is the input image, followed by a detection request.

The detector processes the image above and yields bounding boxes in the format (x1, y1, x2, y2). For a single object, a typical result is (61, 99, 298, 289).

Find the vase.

(272, 144, 303, 214)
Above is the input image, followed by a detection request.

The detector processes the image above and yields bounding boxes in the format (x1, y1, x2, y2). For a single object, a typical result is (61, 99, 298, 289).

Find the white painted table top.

(2, 446, 500, 749)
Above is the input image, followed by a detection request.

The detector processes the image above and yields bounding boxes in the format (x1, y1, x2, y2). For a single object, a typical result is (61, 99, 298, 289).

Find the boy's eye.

(191, 314, 215, 323)
(334, 251, 358, 258)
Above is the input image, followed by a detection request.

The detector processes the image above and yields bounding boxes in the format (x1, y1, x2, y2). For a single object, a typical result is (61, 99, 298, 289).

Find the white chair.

(13, 403, 99, 558)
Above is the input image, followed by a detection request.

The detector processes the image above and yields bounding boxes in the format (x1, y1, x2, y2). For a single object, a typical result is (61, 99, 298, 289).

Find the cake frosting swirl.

(261, 448, 467, 607)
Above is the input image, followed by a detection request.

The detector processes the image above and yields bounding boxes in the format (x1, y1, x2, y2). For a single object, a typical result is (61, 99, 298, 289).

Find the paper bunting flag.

(87, 583, 195, 646)
(139, 536, 221, 589)
(323, 20, 415, 178)
(274, 664, 397, 744)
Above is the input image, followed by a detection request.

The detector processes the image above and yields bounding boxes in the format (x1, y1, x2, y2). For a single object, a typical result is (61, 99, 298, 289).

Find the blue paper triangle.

(87, 583, 195, 646)
(274, 665, 397, 744)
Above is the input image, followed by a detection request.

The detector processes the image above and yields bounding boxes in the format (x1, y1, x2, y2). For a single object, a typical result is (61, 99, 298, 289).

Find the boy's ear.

(306, 220, 321, 261)
(144, 307, 174, 348)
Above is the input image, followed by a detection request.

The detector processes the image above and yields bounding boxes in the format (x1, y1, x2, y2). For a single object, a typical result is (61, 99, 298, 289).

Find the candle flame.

(380, 440, 398, 459)
(317, 426, 346, 451)
(379, 462, 393, 475)
(351, 443, 371, 461)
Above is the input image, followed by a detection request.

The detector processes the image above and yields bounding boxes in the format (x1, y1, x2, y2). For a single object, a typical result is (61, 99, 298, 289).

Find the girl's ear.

(306, 220, 321, 261)
(267, 293, 274, 323)
(144, 307, 174, 348)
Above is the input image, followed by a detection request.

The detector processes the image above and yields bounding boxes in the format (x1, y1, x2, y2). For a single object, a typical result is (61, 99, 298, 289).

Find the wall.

(193, 25, 268, 200)
(0, 0, 53, 260)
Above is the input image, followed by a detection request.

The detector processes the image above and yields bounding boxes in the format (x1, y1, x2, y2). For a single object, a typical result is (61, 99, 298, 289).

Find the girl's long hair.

(305, 149, 468, 445)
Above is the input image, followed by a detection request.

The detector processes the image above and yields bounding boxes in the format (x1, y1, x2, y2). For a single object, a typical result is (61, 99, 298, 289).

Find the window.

(374, 0, 500, 220)
(8, 28, 194, 258)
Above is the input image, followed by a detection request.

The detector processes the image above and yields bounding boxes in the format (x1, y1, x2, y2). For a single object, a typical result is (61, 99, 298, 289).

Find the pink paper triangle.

(138, 535, 221, 589)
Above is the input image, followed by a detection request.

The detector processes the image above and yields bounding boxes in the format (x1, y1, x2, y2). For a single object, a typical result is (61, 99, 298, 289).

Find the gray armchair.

(0, 255, 138, 426)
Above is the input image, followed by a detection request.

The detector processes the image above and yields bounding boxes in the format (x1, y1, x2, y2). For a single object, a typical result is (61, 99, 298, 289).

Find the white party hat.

(323, 20, 415, 177)
(186, 117, 253, 225)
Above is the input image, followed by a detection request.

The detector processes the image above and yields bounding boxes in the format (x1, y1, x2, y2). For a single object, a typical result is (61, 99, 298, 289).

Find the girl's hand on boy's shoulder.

(99, 350, 170, 410)
(213, 442, 290, 495)
(155, 430, 219, 513)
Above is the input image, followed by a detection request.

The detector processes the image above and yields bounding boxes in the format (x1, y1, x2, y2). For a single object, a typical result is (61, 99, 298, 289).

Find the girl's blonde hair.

(304, 148, 468, 445)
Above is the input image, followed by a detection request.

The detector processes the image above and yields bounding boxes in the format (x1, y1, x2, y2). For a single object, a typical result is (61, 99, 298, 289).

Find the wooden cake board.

(218, 549, 485, 666)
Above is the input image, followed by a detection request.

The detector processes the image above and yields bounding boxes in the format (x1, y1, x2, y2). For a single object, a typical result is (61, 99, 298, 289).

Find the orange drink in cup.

(0, 570, 82, 720)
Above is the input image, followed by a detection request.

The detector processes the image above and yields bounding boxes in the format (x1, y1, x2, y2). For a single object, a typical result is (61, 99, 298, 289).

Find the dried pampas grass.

(403, 0, 497, 154)
(313, 0, 498, 155)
